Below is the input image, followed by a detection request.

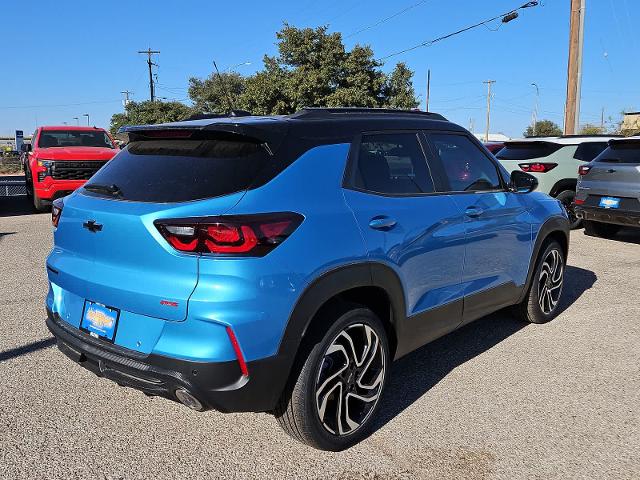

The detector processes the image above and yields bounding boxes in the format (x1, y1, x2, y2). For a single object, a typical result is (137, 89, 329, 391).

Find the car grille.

(51, 160, 107, 180)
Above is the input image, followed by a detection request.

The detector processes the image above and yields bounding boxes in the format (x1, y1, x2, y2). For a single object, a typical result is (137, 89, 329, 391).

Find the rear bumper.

(46, 308, 290, 413)
(575, 205, 640, 227)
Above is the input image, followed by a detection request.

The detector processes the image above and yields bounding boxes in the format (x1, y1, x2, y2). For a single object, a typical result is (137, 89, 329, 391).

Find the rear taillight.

(578, 165, 592, 176)
(155, 213, 303, 257)
(518, 162, 558, 173)
(51, 197, 64, 228)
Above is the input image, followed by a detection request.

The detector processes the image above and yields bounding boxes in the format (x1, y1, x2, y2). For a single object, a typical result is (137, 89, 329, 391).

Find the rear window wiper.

(84, 183, 122, 197)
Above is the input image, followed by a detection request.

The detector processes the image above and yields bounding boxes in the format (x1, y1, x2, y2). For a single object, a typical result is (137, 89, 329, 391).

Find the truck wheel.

(513, 240, 565, 324)
(584, 220, 621, 239)
(274, 304, 390, 451)
(556, 190, 581, 230)
(33, 193, 51, 213)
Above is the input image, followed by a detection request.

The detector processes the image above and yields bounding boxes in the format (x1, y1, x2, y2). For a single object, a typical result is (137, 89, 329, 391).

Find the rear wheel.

(275, 305, 390, 451)
(24, 171, 33, 199)
(556, 190, 581, 229)
(584, 220, 621, 239)
(514, 240, 565, 324)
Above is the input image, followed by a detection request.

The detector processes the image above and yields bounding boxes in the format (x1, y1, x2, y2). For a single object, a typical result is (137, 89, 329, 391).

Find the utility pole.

(483, 80, 496, 142)
(120, 90, 133, 108)
(600, 107, 605, 131)
(564, 0, 586, 134)
(531, 83, 539, 136)
(426, 69, 431, 112)
(138, 48, 160, 101)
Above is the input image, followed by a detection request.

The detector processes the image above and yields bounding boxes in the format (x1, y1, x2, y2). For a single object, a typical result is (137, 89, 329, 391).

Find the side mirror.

(21, 144, 32, 153)
(509, 170, 538, 193)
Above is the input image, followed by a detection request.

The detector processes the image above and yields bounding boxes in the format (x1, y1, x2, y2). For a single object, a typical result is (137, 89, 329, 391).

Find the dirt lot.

(1, 195, 639, 479)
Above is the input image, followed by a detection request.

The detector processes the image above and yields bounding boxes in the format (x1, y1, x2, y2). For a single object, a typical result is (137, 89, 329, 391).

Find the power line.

(345, 0, 431, 39)
(378, 1, 539, 61)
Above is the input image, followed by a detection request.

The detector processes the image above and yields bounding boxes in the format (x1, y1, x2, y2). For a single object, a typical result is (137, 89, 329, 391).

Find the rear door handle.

(369, 216, 397, 231)
(465, 206, 484, 218)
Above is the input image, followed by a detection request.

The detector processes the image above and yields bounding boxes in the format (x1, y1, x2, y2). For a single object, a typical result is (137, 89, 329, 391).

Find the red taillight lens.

(578, 165, 592, 176)
(519, 162, 558, 173)
(51, 197, 64, 228)
(155, 213, 303, 257)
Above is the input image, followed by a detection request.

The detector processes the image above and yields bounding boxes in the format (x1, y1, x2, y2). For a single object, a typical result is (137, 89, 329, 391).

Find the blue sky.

(1, 0, 638, 138)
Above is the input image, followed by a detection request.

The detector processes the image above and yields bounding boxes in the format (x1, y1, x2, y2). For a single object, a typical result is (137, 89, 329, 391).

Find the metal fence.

(0, 179, 26, 196)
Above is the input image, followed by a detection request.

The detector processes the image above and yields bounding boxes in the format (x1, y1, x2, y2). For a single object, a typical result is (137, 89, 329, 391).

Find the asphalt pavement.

(1, 195, 639, 479)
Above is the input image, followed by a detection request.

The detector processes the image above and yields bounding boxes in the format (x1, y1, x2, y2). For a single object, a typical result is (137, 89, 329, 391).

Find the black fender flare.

(549, 178, 578, 197)
(264, 262, 406, 408)
(517, 215, 570, 304)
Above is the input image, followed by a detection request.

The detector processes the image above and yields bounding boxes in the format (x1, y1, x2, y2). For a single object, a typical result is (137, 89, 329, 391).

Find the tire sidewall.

(299, 307, 390, 451)
(527, 241, 565, 323)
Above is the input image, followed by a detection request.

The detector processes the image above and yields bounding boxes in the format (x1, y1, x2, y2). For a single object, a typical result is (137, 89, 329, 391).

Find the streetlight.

(82, 114, 90, 126)
(73, 117, 79, 125)
(531, 83, 539, 136)
(226, 61, 251, 73)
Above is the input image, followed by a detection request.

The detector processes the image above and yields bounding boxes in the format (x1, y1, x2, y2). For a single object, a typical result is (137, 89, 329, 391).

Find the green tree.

(524, 120, 563, 137)
(187, 72, 245, 113)
(109, 100, 195, 135)
(579, 124, 604, 135)
(189, 24, 419, 115)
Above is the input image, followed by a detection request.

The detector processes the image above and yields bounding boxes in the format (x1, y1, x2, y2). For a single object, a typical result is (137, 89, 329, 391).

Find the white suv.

(496, 136, 621, 228)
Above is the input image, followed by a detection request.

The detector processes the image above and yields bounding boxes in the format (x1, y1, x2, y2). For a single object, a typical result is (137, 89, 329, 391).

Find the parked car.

(484, 142, 504, 155)
(496, 136, 620, 228)
(45, 108, 569, 451)
(23, 126, 118, 211)
(575, 137, 640, 237)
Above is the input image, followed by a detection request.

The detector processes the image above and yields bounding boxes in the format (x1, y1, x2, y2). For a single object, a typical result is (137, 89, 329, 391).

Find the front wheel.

(275, 305, 390, 451)
(556, 190, 582, 229)
(513, 240, 565, 324)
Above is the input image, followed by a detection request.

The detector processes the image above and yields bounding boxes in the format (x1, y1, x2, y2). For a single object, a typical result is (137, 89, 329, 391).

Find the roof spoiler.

(119, 120, 288, 153)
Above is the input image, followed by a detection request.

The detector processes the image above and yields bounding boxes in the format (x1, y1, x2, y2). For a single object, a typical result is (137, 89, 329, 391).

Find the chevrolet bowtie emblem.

(83, 220, 103, 233)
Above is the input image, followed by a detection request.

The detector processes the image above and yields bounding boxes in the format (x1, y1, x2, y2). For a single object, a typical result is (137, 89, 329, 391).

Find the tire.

(513, 240, 565, 324)
(555, 190, 582, 230)
(274, 304, 390, 451)
(584, 220, 621, 239)
(33, 193, 51, 213)
(24, 171, 33, 199)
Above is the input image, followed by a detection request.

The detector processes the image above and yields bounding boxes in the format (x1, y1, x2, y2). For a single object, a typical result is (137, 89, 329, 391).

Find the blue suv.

(46, 108, 569, 451)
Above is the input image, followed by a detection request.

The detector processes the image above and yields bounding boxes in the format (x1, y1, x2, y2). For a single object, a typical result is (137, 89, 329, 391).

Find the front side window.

(430, 134, 502, 192)
(38, 130, 114, 149)
(353, 133, 434, 194)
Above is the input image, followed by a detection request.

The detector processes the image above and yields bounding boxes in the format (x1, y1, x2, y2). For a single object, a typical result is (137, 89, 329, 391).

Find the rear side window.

(573, 142, 607, 161)
(595, 143, 640, 164)
(84, 137, 272, 202)
(352, 133, 434, 194)
(497, 142, 562, 160)
(430, 134, 502, 192)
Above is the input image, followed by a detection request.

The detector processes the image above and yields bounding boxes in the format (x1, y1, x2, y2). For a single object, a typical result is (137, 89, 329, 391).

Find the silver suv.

(575, 137, 640, 237)
(496, 136, 620, 228)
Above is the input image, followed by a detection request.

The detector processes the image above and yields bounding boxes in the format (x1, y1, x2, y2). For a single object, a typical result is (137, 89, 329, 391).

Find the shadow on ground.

(0, 338, 56, 362)
(371, 264, 597, 434)
(0, 196, 40, 218)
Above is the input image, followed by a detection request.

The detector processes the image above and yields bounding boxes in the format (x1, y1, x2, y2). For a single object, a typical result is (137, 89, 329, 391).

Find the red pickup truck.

(23, 126, 119, 211)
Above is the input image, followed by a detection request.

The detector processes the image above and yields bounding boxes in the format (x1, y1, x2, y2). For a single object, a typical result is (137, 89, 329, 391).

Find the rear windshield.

(595, 143, 640, 164)
(496, 142, 562, 160)
(83, 137, 272, 202)
(38, 130, 114, 149)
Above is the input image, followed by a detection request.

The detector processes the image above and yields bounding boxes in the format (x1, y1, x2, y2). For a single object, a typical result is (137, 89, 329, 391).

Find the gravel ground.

(1, 196, 639, 480)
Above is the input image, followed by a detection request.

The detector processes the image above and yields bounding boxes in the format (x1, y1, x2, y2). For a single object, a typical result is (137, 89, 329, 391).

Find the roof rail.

(289, 107, 447, 121)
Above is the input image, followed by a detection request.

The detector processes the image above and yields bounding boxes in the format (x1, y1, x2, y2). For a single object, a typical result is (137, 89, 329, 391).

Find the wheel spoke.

(314, 322, 386, 437)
